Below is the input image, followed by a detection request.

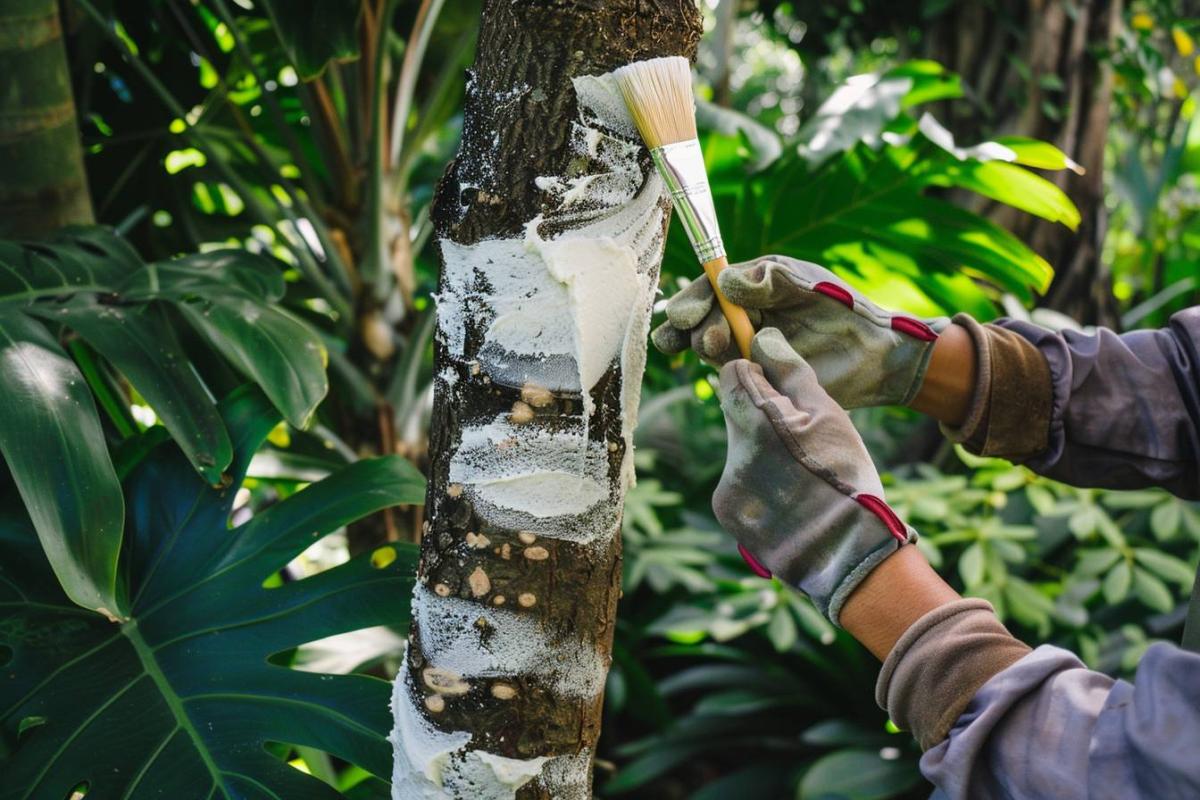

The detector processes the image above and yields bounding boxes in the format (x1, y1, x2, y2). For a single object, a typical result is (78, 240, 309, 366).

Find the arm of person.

(714, 327, 1200, 798)
(656, 256, 1200, 498)
(911, 309, 1200, 499)
(839, 546, 1200, 799)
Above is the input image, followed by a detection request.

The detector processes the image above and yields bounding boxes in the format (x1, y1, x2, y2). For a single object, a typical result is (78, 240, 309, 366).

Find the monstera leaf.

(0, 227, 327, 616)
(0, 387, 422, 798)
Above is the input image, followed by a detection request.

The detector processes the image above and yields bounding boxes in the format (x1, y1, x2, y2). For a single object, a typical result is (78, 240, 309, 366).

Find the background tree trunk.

(393, 1, 701, 798)
(0, 0, 93, 238)
(926, 0, 1122, 326)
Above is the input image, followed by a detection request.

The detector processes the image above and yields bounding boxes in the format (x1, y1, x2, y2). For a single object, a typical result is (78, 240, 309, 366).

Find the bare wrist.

(838, 545, 961, 661)
(908, 322, 977, 426)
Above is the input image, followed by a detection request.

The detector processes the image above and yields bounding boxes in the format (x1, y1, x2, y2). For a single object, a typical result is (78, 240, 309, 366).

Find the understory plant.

(0, 227, 326, 618)
(0, 387, 423, 798)
(605, 416, 1200, 798)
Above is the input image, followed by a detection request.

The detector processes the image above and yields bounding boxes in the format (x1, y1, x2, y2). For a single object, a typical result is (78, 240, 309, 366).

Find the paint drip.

(393, 66, 667, 799)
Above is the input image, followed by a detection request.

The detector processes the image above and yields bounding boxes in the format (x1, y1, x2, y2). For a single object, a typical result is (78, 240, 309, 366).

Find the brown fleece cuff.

(939, 314, 1053, 460)
(875, 599, 1031, 750)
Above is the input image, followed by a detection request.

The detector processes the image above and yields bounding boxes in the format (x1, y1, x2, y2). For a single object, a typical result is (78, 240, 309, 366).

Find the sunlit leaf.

(1104, 560, 1133, 604)
(1132, 566, 1174, 613)
(0, 310, 125, 619)
(1132, 548, 1195, 588)
(958, 542, 985, 587)
(257, 0, 364, 80)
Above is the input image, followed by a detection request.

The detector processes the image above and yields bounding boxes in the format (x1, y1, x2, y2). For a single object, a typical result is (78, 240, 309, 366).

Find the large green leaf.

(0, 227, 141, 304)
(257, 0, 364, 80)
(119, 251, 327, 430)
(795, 61, 963, 168)
(0, 227, 329, 481)
(121, 252, 288, 305)
(763, 139, 1056, 298)
(28, 301, 233, 487)
(0, 387, 424, 798)
(932, 160, 1081, 231)
(798, 748, 922, 800)
(675, 64, 1076, 319)
(728, 139, 1059, 309)
(0, 309, 126, 620)
(173, 296, 328, 431)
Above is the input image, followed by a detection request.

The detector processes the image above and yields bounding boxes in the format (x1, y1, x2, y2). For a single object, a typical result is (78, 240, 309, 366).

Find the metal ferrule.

(651, 139, 726, 263)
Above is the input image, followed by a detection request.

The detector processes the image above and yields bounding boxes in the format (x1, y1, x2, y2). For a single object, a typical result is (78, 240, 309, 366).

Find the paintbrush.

(613, 56, 756, 359)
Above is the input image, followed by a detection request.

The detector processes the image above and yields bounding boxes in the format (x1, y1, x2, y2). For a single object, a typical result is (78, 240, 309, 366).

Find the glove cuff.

(825, 495, 917, 626)
(939, 314, 1053, 460)
(875, 598, 1031, 749)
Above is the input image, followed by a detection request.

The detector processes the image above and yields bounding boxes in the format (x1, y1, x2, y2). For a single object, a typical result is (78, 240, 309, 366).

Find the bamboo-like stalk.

(0, 0, 94, 237)
(388, 0, 447, 167)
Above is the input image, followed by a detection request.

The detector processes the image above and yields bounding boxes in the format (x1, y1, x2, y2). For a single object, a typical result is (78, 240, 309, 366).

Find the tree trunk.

(0, 0, 93, 238)
(391, 2, 701, 798)
(926, 0, 1122, 327)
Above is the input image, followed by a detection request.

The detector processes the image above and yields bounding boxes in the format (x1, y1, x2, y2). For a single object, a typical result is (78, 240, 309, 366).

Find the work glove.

(714, 328, 916, 625)
(653, 255, 950, 408)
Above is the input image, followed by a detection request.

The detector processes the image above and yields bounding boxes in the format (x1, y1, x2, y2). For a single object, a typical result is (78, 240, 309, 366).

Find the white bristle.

(612, 56, 698, 149)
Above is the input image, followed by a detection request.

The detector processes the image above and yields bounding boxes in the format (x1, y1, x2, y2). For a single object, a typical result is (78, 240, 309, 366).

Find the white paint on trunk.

(533, 749, 594, 800)
(395, 64, 668, 800)
(435, 76, 664, 410)
(447, 416, 615, 543)
(414, 585, 608, 697)
(391, 654, 559, 800)
(391, 657, 472, 797)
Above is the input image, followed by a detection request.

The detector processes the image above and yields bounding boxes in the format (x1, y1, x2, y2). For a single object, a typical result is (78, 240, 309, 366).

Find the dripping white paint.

(392, 65, 668, 800)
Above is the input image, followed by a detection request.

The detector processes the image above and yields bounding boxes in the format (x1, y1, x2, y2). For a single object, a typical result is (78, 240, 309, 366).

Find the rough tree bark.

(0, 0, 93, 238)
(926, 0, 1122, 326)
(392, 2, 702, 798)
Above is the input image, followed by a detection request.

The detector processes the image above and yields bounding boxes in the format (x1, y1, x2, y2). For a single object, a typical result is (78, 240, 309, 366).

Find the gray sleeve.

(920, 642, 1200, 800)
(997, 307, 1200, 499)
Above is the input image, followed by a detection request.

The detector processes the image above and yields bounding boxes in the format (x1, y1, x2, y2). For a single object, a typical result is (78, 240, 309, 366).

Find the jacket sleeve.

(917, 641, 1200, 799)
(944, 307, 1200, 499)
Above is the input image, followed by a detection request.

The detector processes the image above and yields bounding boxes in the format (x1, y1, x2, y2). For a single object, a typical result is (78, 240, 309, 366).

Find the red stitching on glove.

(812, 281, 854, 309)
(854, 494, 909, 543)
(890, 316, 938, 342)
(738, 543, 773, 579)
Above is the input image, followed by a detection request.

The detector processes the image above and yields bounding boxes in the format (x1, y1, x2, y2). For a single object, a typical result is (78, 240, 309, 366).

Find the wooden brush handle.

(702, 256, 755, 359)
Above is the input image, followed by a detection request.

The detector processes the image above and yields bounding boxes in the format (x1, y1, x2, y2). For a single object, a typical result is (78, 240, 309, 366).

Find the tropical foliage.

(0, 387, 423, 798)
(0, 228, 326, 617)
(2, 1, 1198, 798)
(680, 61, 1078, 321)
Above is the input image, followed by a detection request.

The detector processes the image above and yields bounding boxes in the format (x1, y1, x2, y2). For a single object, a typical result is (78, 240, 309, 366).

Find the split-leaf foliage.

(0, 387, 423, 799)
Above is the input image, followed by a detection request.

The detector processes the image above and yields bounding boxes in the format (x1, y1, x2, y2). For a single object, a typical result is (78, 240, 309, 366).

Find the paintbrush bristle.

(612, 56, 698, 149)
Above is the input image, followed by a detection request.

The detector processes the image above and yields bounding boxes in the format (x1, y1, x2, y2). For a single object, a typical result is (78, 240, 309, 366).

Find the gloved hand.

(714, 328, 916, 624)
(653, 255, 950, 408)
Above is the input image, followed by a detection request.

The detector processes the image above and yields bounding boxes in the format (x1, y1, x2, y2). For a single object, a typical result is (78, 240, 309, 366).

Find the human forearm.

(840, 545, 1032, 750)
(998, 308, 1200, 498)
(910, 315, 1053, 461)
(908, 320, 976, 427)
(838, 544, 960, 660)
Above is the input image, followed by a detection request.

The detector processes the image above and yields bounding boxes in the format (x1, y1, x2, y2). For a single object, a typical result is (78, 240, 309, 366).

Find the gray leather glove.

(714, 328, 916, 625)
(654, 255, 949, 408)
